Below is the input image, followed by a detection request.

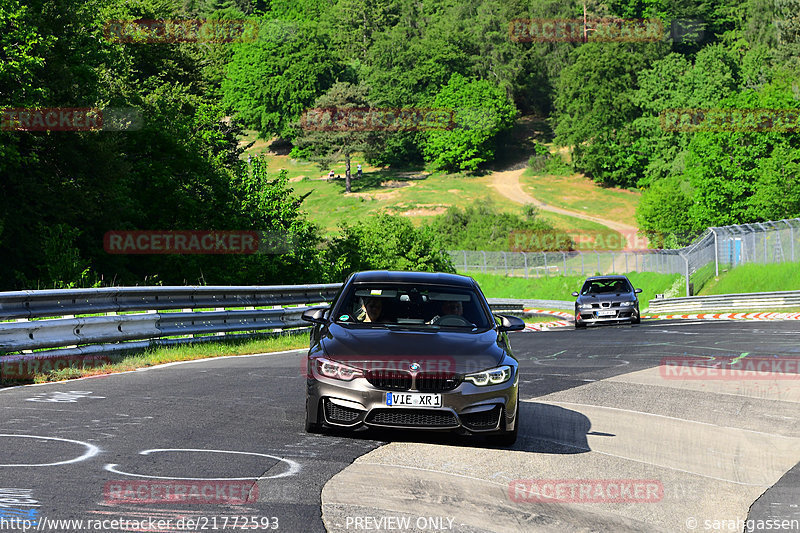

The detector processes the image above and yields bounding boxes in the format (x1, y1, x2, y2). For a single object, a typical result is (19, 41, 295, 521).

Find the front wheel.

(487, 400, 518, 447)
(305, 401, 323, 433)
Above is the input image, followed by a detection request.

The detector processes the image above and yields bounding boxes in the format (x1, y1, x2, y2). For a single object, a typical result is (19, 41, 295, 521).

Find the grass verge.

(520, 168, 640, 226)
(698, 261, 800, 295)
(1, 334, 308, 386)
(468, 271, 682, 309)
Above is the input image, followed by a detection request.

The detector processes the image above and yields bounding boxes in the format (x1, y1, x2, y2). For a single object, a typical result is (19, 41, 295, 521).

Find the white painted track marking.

(105, 448, 301, 480)
(0, 434, 100, 467)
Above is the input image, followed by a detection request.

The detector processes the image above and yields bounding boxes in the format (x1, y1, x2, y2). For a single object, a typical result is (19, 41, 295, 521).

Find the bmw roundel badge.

(410, 362, 421, 371)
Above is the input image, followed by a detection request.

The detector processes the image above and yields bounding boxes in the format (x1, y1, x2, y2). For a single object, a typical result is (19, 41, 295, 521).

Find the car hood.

(319, 323, 506, 373)
(576, 293, 636, 304)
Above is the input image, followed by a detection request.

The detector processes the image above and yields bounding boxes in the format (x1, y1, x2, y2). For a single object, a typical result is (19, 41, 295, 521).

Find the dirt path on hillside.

(490, 168, 642, 251)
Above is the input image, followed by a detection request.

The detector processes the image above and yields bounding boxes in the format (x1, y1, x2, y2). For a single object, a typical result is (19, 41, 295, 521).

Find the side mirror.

(634, 288, 642, 294)
(301, 306, 329, 324)
(496, 314, 525, 332)
(571, 291, 579, 297)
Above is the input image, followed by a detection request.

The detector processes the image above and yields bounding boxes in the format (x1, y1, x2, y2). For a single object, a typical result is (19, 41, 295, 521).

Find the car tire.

(632, 308, 641, 324)
(305, 401, 323, 434)
(488, 399, 518, 447)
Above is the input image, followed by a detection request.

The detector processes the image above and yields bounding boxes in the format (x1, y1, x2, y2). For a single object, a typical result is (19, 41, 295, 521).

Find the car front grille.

(460, 406, 502, 430)
(366, 409, 458, 427)
(415, 372, 461, 392)
(366, 370, 412, 391)
(324, 400, 362, 424)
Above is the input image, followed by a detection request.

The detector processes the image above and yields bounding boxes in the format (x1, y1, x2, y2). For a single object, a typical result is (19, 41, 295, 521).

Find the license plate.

(386, 392, 442, 408)
(597, 310, 616, 316)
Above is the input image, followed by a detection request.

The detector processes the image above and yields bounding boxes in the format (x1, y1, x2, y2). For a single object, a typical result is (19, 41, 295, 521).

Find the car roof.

(583, 275, 631, 281)
(349, 270, 476, 288)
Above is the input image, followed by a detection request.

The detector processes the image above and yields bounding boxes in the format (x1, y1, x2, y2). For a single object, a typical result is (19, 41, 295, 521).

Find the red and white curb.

(522, 309, 574, 331)
(519, 309, 800, 332)
(523, 309, 573, 320)
(643, 312, 800, 321)
(524, 320, 572, 331)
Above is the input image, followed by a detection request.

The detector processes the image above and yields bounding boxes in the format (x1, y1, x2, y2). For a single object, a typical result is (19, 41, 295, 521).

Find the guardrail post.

(711, 228, 719, 276)
(463, 250, 468, 272)
(562, 252, 567, 275)
(679, 252, 690, 296)
(481, 251, 487, 273)
(580, 252, 585, 275)
(502, 251, 508, 275)
(522, 252, 528, 279)
(596, 251, 600, 274)
(543, 252, 548, 277)
(757, 223, 768, 263)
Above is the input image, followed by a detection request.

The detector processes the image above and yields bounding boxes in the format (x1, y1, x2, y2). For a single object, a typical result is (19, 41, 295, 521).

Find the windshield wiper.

(385, 324, 440, 331)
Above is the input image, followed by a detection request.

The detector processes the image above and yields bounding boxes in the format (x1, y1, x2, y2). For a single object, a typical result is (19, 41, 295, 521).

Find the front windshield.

(581, 279, 632, 295)
(333, 283, 492, 329)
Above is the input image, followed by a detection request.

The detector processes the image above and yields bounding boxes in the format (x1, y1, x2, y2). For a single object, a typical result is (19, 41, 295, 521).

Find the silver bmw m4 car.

(301, 270, 525, 446)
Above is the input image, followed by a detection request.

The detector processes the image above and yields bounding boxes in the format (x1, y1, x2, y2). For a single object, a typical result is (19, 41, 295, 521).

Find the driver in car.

(428, 300, 463, 324)
(440, 300, 463, 316)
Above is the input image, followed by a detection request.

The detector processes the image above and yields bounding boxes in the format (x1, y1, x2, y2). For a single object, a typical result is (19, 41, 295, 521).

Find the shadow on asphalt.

(310, 402, 594, 453)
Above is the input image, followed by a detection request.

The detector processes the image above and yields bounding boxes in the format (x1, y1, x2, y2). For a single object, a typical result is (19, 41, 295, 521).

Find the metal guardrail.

(0, 285, 342, 320)
(485, 298, 573, 312)
(0, 284, 342, 360)
(0, 287, 554, 362)
(647, 290, 800, 313)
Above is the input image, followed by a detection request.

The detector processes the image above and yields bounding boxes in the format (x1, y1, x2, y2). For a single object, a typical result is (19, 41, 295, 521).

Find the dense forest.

(1, 0, 798, 288)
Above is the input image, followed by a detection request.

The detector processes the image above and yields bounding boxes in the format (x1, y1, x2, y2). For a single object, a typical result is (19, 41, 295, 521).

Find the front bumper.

(576, 308, 638, 325)
(306, 375, 518, 434)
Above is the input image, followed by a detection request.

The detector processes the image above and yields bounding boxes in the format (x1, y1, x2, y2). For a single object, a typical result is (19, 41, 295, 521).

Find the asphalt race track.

(0, 319, 798, 533)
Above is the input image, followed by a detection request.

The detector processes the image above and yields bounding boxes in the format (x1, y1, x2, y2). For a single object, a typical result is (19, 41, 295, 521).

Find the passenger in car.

(359, 297, 385, 323)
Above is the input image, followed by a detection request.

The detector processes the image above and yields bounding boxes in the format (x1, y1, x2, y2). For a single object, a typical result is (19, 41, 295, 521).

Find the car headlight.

(578, 303, 594, 310)
(465, 365, 512, 386)
(619, 301, 635, 307)
(313, 357, 364, 381)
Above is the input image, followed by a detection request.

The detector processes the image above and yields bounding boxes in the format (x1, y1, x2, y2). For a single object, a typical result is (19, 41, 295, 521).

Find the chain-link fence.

(448, 249, 684, 278)
(450, 218, 800, 297)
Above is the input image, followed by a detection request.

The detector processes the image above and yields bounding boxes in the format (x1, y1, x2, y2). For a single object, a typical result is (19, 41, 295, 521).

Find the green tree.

(683, 81, 800, 228)
(292, 82, 383, 193)
(222, 17, 344, 139)
(632, 45, 741, 186)
(421, 73, 517, 171)
(325, 214, 455, 281)
(552, 42, 666, 186)
(635, 176, 696, 247)
(427, 203, 574, 251)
